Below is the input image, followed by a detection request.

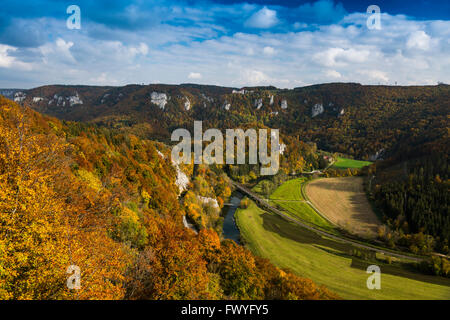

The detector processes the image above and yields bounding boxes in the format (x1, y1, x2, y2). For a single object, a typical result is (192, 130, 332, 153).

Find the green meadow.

(332, 157, 373, 169)
(235, 200, 450, 300)
(268, 178, 335, 232)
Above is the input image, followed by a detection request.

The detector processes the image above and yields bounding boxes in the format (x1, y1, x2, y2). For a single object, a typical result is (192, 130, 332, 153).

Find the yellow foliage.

(0, 99, 132, 299)
(76, 169, 103, 192)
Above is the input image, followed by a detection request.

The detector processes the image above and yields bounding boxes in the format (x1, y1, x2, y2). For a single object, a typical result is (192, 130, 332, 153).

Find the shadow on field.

(350, 259, 450, 287)
(260, 211, 351, 254)
(260, 211, 450, 288)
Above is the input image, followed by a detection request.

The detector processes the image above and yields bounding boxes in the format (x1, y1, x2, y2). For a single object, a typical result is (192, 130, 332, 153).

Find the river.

(221, 191, 243, 243)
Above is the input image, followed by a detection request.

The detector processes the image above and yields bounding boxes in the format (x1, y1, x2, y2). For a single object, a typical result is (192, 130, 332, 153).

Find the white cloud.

(406, 31, 431, 50)
(240, 69, 269, 85)
(0, 45, 17, 68)
(0, 44, 32, 70)
(245, 7, 279, 29)
(129, 42, 149, 56)
(188, 72, 202, 79)
(2, 10, 449, 88)
(89, 72, 119, 85)
(263, 46, 275, 56)
(314, 47, 371, 67)
(325, 70, 342, 78)
(359, 70, 389, 83)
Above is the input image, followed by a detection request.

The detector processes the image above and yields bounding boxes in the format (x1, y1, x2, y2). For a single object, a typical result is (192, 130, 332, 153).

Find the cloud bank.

(0, 0, 448, 88)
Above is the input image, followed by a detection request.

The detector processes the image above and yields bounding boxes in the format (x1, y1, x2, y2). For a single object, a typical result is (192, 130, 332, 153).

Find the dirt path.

(305, 177, 382, 239)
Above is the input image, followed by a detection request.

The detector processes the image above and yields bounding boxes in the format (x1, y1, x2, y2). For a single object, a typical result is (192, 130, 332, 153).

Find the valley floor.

(235, 200, 450, 299)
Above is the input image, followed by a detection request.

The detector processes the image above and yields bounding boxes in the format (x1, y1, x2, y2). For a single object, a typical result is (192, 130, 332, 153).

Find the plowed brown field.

(305, 177, 382, 238)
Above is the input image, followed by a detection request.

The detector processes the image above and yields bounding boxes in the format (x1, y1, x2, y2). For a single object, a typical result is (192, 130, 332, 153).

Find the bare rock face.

(170, 159, 189, 195)
(223, 102, 231, 110)
(184, 97, 191, 111)
(281, 99, 288, 109)
(201, 94, 214, 103)
(311, 103, 324, 117)
(48, 92, 83, 107)
(197, 196, 220, 210)
(101, 93, 110, 104)
(14, 92, 26, 103)
(33, 97, 44, 103)
(269, 95, 274, 105)
(339, 108, 345, 116)
(56, 95, 64, 106)
(68, 92, 83, 106)
(255, 98, 263, 110)
(151, 92, 168, 109)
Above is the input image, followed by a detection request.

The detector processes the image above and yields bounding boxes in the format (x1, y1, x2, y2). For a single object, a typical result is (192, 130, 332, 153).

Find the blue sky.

(0, 0, 449, 88)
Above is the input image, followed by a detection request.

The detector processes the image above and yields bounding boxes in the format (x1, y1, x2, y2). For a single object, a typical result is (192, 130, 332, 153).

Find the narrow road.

(232, 181, 424, 262)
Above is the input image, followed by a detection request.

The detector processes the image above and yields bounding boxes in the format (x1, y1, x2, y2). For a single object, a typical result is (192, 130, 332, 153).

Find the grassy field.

(235, 200, 450, 300)
(305, 177, 382, 238)
(268, 178, 336, 232)
(332, 157, 372, 169)
(270, 178, 306, 201)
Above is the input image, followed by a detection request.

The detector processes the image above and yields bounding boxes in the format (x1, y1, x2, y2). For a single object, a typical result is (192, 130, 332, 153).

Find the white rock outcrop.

(184, 98, 191, 111)
(174, 164, 189, 194)
(68, 93, 83, 106)
(48, 93, 83, 107)
(151, 92, 168, 109)
(279, 143, 286, 155)
(183, 215, 198, 234)
(269, 95, 274, 105)
(281, 99, 288, 109)
(201, 94, 213, 103)
(14, 92, 26, 102)
(255, 98, 263, 110)
(101, 93, 110, 104)
(33, 97, 44, 103)
(156, 149, 165, 159)
(339, 108, 345, 116)
(197, 196, 220, 209)
(312, 103, 324, 117)
(223, 102, 231, 110)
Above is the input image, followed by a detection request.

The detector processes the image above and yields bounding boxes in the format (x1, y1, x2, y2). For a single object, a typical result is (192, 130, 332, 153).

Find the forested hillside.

(369, 153, 449, 255)
(0, 97, 339, 300)
(5, 83, 449, 257)
(9, 83, 449, 161)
